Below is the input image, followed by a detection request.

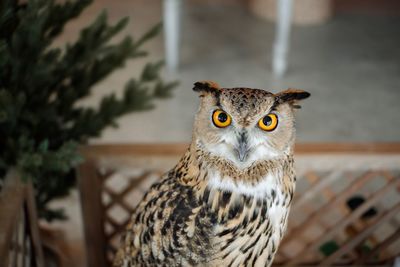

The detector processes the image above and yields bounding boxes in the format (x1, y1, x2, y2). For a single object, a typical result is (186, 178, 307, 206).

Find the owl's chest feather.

(206, 171, 292, 267)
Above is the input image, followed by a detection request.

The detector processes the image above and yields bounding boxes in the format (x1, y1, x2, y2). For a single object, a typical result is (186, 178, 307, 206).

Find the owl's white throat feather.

(207, 169, 282, 200)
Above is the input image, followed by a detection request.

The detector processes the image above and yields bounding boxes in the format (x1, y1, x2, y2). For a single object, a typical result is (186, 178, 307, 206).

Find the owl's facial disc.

(203, 107, 284, 167)
(193, 85, 310, 168)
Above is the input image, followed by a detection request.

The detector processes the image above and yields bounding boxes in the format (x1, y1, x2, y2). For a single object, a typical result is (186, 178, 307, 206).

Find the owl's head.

(192, 81, 310, 168)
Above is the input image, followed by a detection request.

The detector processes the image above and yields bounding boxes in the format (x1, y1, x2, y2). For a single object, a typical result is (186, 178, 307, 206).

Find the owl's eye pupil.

(218, 112, 228, 122)
(263, 116, 272, 126)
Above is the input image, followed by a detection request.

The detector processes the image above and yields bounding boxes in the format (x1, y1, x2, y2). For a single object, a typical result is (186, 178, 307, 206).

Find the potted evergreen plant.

(0, 0, 176, 264)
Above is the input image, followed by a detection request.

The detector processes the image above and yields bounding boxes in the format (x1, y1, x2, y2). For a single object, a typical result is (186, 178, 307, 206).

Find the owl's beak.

(236, 131, 249, 162)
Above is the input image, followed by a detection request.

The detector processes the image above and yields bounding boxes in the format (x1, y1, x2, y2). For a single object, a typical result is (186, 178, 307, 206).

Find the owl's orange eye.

(212, 109, 231, 128)
(258, 113, 278, 131)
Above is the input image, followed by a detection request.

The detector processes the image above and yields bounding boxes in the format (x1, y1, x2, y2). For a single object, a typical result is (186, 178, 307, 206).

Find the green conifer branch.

(0, 0, 176, 221)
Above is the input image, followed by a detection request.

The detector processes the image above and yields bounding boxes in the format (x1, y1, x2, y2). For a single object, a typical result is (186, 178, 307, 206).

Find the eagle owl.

(113, 81, 310, 267)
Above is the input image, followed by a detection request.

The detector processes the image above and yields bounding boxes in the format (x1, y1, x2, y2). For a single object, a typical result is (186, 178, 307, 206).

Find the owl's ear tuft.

(275, 88, 310, 109)
(193, 81, 220, 96)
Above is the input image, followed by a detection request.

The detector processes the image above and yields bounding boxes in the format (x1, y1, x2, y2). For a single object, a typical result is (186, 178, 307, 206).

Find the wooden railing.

(0, 171, 44, 267)
(78, 143, 400, 267)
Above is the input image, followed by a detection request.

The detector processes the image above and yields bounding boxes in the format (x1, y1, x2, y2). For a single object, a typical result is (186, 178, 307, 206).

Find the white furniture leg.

(272, 0, 293, 77)
(394, 257, 400, 267)
(163, 0, 182, 72)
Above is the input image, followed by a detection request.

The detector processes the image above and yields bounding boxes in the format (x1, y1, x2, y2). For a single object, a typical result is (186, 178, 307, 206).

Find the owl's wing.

(113, 172, 215, 267)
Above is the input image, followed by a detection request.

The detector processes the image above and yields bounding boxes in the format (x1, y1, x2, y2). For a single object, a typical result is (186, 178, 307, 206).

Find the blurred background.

(1, 0, 400, 267)
(59, 0, 400, 265)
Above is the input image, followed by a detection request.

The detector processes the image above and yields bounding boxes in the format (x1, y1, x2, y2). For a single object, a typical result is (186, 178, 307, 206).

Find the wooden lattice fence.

(78, 143, 400, 267)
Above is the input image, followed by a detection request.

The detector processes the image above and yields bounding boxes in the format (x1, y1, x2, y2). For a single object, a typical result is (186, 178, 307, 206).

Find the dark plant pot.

(39, 225, 70, 267)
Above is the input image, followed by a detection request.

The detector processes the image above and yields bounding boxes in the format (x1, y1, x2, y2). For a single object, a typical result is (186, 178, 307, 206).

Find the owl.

(113, 81, 310, 267)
